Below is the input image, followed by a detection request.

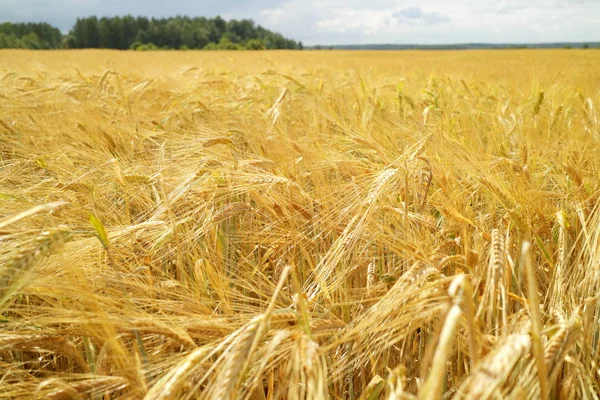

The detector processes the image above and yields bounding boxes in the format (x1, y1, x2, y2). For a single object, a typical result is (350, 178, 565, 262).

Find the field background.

(1, 50, 599, 399)
(3, 49, 600, 83)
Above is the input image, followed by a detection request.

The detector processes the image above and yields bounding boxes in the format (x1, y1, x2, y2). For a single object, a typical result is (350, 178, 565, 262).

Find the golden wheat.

(0, 49, 599, 399)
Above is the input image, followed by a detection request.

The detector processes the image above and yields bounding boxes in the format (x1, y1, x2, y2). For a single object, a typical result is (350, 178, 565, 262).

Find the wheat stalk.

(1, 227, 72, 307)
(201, 136, 234, 148)
(460, 332, 531, 399)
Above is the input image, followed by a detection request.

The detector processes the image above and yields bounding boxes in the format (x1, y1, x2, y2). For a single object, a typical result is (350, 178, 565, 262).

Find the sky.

(1, 0, 599, 45)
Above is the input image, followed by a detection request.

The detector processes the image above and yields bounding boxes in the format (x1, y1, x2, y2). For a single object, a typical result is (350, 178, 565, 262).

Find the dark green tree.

(245, 39, 265, 50)
(0, 22, 62, 48)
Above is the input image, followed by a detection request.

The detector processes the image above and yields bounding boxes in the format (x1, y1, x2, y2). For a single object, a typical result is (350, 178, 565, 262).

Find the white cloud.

(315, 9, 398, 34)
(254, 0, 600, 44)
(393, 6, 451, 24)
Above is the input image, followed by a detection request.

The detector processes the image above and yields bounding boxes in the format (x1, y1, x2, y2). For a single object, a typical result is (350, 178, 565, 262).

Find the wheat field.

(0, 49, 599, 399)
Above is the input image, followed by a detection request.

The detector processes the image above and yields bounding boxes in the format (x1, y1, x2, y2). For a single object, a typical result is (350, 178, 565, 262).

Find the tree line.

(0, 22, 62, 49)
(0, 16, 303, 50)
(320, 43, 598, 50)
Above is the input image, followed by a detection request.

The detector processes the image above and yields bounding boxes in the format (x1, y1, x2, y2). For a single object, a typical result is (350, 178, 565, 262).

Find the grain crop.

(0, 49, 599, 399)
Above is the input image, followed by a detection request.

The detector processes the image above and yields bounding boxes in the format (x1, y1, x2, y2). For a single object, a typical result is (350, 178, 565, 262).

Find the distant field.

(1, 50, 599, 399)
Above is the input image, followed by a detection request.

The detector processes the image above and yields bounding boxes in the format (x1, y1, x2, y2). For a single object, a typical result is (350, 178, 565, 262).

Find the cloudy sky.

(1, 0, 599, 45)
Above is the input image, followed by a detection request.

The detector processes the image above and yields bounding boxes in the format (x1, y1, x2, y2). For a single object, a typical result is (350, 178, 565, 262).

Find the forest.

(0, 17, 303, 50)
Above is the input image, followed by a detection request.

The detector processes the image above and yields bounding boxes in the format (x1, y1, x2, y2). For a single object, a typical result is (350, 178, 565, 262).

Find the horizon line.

(309, 41, 600, 46)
